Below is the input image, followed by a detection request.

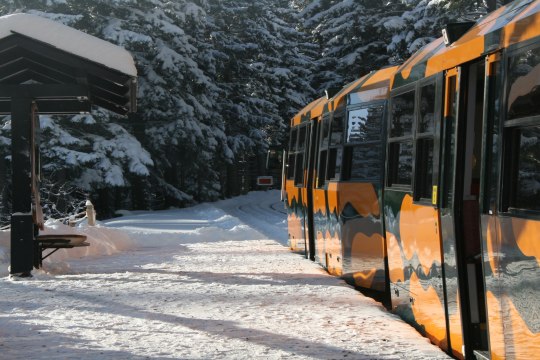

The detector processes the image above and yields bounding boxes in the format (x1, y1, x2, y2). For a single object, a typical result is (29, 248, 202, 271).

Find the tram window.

(413, 82, 436, 201)
(321, 119, 331, 148)
(298, 126, 307, 151)
(482, 59, 502, 213)
(507, 47, 540, 120)
(294, 152, 304, 186)
(343, 144, 381, 182)
(317, 150, 327, 187)
(388, 141, 413, 186)
(347, 106, 383, 143)
(391, 90, 415, 137)
(327, 147, 342, 181)
(508, 125, 540, 212)
(289, 128, 298, 151)
(415, 139, 434, 199)
(330, 115, 344, 145)
(287, 153, 296, 180)
(419, 83, 436, 133)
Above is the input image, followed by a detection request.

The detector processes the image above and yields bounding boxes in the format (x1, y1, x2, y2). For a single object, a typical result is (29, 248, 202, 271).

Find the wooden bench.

(34, 234, 89, 269)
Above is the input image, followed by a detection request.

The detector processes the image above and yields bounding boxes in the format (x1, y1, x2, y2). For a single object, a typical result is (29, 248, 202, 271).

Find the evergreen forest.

(0, 0, 503, 221)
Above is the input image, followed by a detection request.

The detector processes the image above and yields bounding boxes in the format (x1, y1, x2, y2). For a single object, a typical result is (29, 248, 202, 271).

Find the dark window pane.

(327, 147, 342, 180)
(347, 106, 383, 143)
(389, 141, 413, 186)
(330, 116, 344, 145)
(317, 150, 327, 187)
(289, 128, 298, 151)
(298, 126, 307, 151)
(294, 152, 304, 186)
(512, 126, 540, 211)
(391, 91, 415, 137)
(415, 139, 434, 199)
(419, 83, 436, 133)
(507, 47, 540, 120)
(321, 119, 330, 149)
(287, 154, 295, 180)
(343, 144, 381, 182)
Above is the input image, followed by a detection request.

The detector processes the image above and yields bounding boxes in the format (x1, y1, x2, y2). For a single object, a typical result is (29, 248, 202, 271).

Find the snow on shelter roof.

(0, 13, 136, 77)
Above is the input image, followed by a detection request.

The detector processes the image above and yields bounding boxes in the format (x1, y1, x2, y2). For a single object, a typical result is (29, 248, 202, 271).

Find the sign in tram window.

(391, 91, 415, 137)
(510, 125, 540, 212)
(507, 47, 540, 120)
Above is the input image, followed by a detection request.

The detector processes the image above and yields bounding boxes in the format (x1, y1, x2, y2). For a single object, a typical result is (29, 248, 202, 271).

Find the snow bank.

(0, 220, 137, 277)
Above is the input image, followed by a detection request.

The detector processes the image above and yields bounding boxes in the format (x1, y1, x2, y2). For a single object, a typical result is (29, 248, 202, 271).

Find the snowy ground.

(0, 190, 450, 359)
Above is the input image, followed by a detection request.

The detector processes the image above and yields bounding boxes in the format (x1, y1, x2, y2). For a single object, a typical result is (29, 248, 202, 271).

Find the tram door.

(303, 119, 318, 260)
(440, 61, 488, 359)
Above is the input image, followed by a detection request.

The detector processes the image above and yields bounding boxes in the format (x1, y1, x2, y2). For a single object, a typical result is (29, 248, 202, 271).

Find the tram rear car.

(285, 97, 327, 255)
(284, 1, 539, 359)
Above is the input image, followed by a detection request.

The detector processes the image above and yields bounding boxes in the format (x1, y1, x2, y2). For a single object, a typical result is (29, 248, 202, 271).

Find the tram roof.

(0, 13, 137, 115)
(291, 96, 327, 126)
(331, 66, 398, 110)
(392, 0, 540, 89)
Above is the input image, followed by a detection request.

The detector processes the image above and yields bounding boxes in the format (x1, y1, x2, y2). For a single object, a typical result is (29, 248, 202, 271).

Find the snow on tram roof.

(0, 13, 137, 77)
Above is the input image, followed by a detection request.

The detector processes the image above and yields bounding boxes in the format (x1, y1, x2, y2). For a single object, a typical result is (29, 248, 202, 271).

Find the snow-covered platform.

(0, 191, 450, 359)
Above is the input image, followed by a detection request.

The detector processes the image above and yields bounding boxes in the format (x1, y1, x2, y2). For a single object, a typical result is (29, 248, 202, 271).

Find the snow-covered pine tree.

(205, 0, 316, 195)
(300, 0, 394, 92)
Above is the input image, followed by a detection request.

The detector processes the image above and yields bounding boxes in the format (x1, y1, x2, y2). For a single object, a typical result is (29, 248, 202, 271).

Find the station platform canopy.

(0, 13, 137, 115)
(0, 12, 138, 276)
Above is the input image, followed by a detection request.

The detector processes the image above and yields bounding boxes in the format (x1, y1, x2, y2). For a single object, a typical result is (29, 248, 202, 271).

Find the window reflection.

(513, 126, 540, 211)
(321, 119, 330, 148)
(298, 126, 307, 151)
(289, 128, 297, 151)
(287, 153, 295, 180)
(507, 47, 540, 120)
(330, 116, 344, 145)
(389, 141, 413, 186)
(347, 106, 383, 143)
(416, 139, 434, 199)
(344, 145, 381, 181)
(419, 83, 436, 133)
(391, 91, 415, 137)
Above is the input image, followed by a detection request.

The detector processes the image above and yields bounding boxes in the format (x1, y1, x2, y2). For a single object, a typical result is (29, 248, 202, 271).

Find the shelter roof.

(0, 13, 137, 115)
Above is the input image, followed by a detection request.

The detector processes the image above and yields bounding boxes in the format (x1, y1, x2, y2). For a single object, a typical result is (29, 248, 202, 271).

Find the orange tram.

(283, 1, 539, 359)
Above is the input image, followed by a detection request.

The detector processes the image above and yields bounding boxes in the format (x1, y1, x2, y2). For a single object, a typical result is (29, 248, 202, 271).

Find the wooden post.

(10, 96, 34, 276)
(86, 200, 96, 226)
